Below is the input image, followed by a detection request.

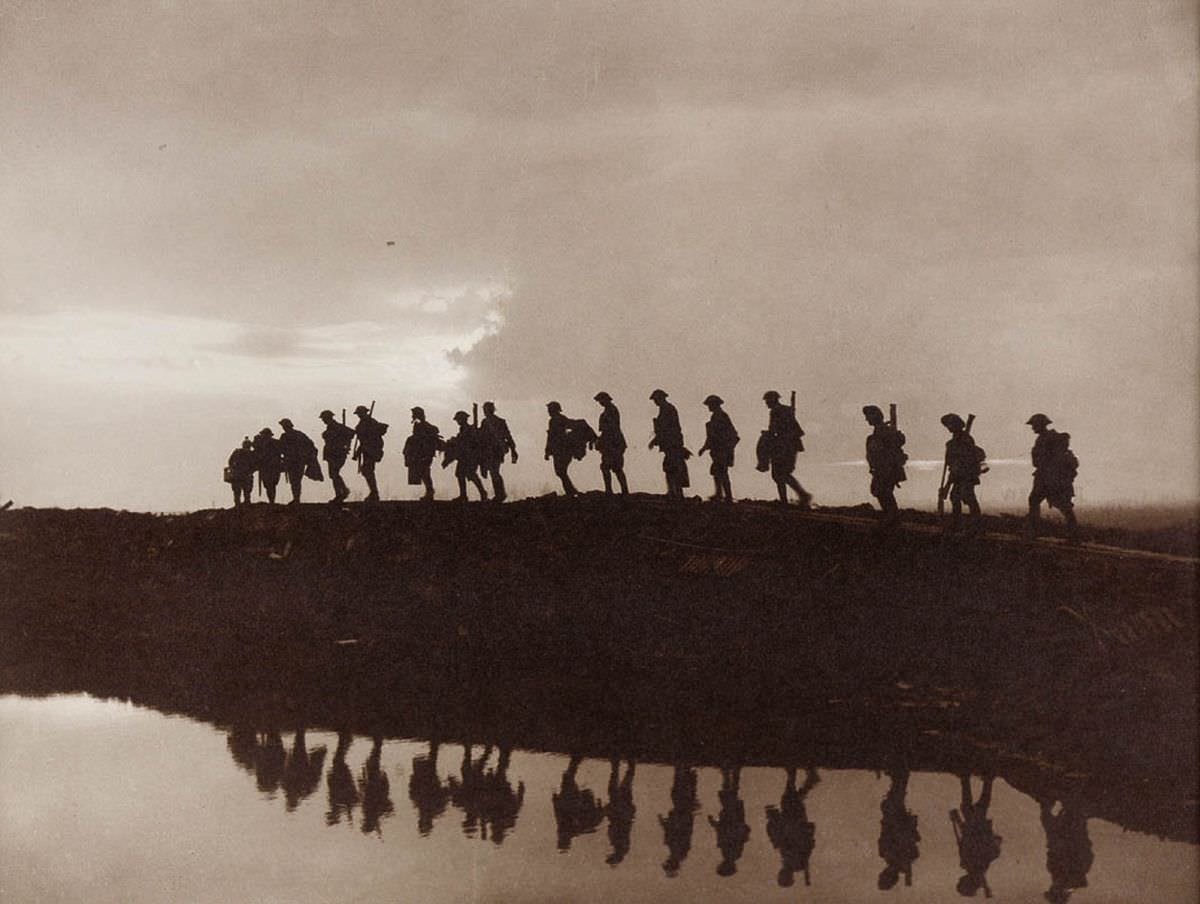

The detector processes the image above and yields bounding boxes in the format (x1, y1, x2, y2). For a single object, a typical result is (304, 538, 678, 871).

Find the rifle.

(790, 389, 797, 412)
(354, 400, 376, 473)
(472, 402, 478, 427)
(888, 403, 897, 428)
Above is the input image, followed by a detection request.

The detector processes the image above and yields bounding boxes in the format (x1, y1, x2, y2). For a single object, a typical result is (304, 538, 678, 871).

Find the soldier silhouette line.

(605, 757, 636, 866)
(403, 407, 442, 501)
(766, 766, 819, 888)
(709, 766, 751, 877)
(252, 428, 283, 505)
(698, 394, 739, 503)
(278, 418, 320, 504)
(862, 404, 907, 525)
(1026, 414, 1080, 540)
(659, 765, 699, 877)
(593, 392, 629, 496)
(352, 404, 387, 502)
(545, 402, 593, 498)
(479, 401, 518, 503)
(444, 410, 489, 502)
(878, 767, 920, 890)
(758, 390, 811, 507)
(319, 410, 356, 504)
(950, 773, 1002, 898)
(225, 437, 256, 508)
(940, 414, 985, 532)
(552, 755, 605, 851)
(408, 740, 451, 837)
(649, 389, 691, 499)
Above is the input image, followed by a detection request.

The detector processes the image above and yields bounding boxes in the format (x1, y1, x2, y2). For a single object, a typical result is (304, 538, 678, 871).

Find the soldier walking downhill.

(862, 405, 906, 525)
(593, 392, 629, 496)
(1026, 413, 1079, 540)
(403, 407, 442, 501)
(698, 394, 738, 502)
(758, 391, 811, 507)
(479, 402, 518, 502)
(319, 410, 356, 503)
(649, 389, 690, 499)
(352, 404, 388, 502)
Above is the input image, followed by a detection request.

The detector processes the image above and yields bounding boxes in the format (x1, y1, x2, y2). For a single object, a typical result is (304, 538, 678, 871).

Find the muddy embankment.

(0, 498, 1196, 839)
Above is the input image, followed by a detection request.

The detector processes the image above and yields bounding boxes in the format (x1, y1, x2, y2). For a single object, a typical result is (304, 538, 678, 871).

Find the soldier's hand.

(511, 451, 519, 464)
(544, 453, 550, 461)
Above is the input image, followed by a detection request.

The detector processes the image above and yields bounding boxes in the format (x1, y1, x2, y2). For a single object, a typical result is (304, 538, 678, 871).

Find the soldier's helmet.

(354, 405, 371, 417)
(862, 404, 884, 422)
(594, 391, 613, 403)
(241, 438, 253, 449)
(1026, 413, 1052, 428)
(650, 388, 669, 401)
(453, 410, 470, 423)
(482, 401, 496, 413)
(319, 409, 335, 421)
(411, 406, 425, 419)
(258, 427, 274, 437)
(763, 390, 781, 403)
(547, 400, 563, 414)
(703, 394, 723, 407)
(279, 418, 294, 429)
(941, 413, 965, 431)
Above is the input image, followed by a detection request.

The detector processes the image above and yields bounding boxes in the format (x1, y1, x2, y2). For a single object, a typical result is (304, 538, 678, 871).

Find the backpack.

(566, 419, 597, 460)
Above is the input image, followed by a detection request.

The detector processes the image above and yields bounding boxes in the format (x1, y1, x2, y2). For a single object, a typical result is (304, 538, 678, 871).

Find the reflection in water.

(255, 730, 287, 795)
(709, 766, 751, 877)
(766, 766, 819, 888)
(408, 740, 450, 836)
(282, 727, 327, 812)
(553, 755, 605, 851)
(1040, 797, 1094, 903)
(449, 744, 525, 844)
(326, 732, 359, 827)
(878, 767, 920, 890)
(951, 773, 1002, 898)
(659, 764, 699, 877)
(358, 736, 394, 835)
(605, 757, 636, 866)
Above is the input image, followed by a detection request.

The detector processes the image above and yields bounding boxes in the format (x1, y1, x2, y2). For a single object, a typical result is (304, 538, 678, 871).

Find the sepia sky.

(0, 0, 1196, 510)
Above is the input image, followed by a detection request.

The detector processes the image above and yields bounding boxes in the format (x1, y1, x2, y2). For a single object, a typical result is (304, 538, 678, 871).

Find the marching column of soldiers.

(224, 393, 1082, 537)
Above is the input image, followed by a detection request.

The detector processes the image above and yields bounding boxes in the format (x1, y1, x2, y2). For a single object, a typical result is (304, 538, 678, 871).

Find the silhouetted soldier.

(403, 407, 442, 500)
(862, 405, 907, 524)
(319, 410, 355, 503)
(325, 732, 359, 827)
(444, 410, 489, 501)
(649, 389, 690, 498)
(709, 766, 750, 877)
(450, 744, 492, 839)
(593, 392, 629, 495)
(759, 391, 811, 507)
(605, 757, 636, 866)
(552, 755, 605, 851)
(408, 740, 450, 836)
(951, 774, 1002, 898)
(1039, 797, 1093, 903)
(352, 404, 388, 502)
(254, 729, 287, 794)
(479, 747, 525, 845)
(358, 736, 394, 835)
(767, 767, 819, 888)
(659, 765, 699, 877)
(479, 402, 518, 502)
(878, 767, 920, 891)
(278, 418, 319, 505)
(281, 726, 327, 812)
(940, 414, 984, 532)
(1026, 414, 1079, 540)
(252, 428, 283, 505)
(698, 394, 738, 502)
(545, 402, 590, 498)
(226, 438, 256, 507)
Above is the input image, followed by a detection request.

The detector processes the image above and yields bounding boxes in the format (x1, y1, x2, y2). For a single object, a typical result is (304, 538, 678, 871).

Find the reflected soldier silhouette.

(358, 736, 394, 835)
(649, 389, 690, 499)
(226, 724, 258, 773)
(940, 414, 985, 532)
(862, 405, 907, 525)
(479, 747, 525, 845)
(326, 732, 359, 827)
(605, 757, 636, 866)
(254, 729, 287, 795)
(479, 402, 518, 502)
(593, 392, 629, 496)
(278, 418, 319, 505)
(1026, 414, 1080, 540)
(281, 726, 327, 812)
(545, 402, 592, 498)
(759, 391, 811, 507)
(951, 774, 1002, 898)
(552, 755, 605, 851)
(766, 766, 819, 887)
(698, 394, 739, 502)
(659, 765, 699, 877)
(1039, 797, 1093, 904)
(709, 766, 751, 877)
(252, 428, 283, 505)
(318, 410, 355, 503)
(878, 767, 920, 891)
(449, 743, 491, 839)
(408, 740, 450, 836)
(443, 411, 489, 501)
(226, 438, 256, 507)
(352, 405, 388, 502)
(403, 407, 442, 501)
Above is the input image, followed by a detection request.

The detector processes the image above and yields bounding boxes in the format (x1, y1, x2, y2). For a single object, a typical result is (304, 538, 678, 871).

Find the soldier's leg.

(329, 461, 348, 501)
(1061, 502, 1078, 539)
(555, 458, 578, 497)
(421, 467, 434, 500)
(231, 484, 240, 507)
(601, 464, 614, 495)
(491, 464, 506, 502)
(470, 474, 488, 501)
(456, 475, 468, 500)
(1027, 486, 1045, 535)
(615, 468, 629, 495)
(264, 476, 277, 505)
(362, 460, 380, 501)
(787, 475, 812, 509)
(949, 483, 964, 530)
(288, 466, 303, 503)
(721, 470, 733, 502)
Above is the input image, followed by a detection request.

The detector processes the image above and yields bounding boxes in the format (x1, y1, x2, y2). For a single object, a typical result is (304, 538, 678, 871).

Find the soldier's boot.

(601, 469, 614, 495)
(789, 478, 812, 510)
(421, 477, 435, 501)
(492, 472, 507, 503)
(1025, 497, 1040, 539)
(1063, 507, 1079, 542)
(616, 471, 629, 495)
(721, 474, 734, 503)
